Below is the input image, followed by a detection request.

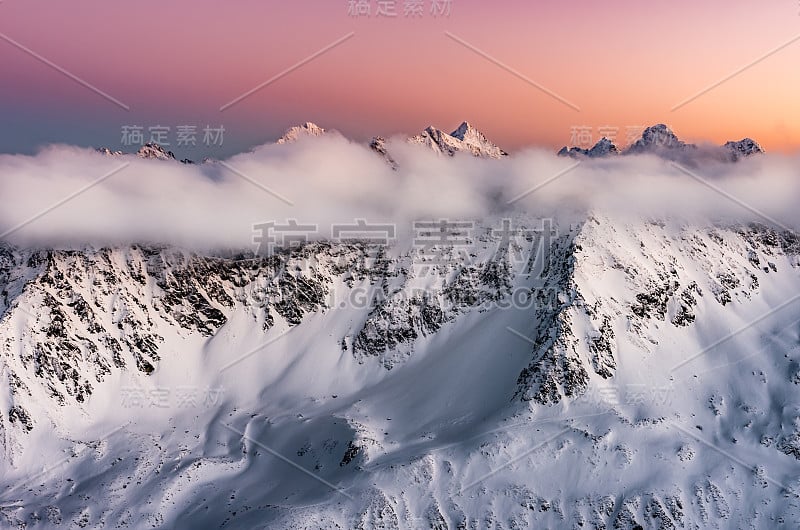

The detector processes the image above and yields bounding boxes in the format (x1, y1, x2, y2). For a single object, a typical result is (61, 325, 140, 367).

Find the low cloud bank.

(0, 136, 798, 251)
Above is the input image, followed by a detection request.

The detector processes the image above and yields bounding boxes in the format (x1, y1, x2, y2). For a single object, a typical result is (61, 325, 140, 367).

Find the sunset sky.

(2, 0, 799, 158)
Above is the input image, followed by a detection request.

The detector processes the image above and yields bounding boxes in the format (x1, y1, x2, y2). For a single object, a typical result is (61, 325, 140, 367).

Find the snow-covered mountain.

(94, 120, 510, 170)
(724, 138, 765, 161)
(95, 122, 764, 170)
(135, 143, 176, 161)
(558, 137, 619, 158)
(276, 122, 327, 144)
(449, 121, 508, 159)
(2, 210, 800, 528)
(410, 122, 507, 159)
(558, 124, 766, 163)
(626, 124, 693, 155)
(96, 143, 177, 161)
(558, 124, 689, 159)
(369, 136, 398, 170)
(274, 120, 507, 160)
(95, 147, 123, 157)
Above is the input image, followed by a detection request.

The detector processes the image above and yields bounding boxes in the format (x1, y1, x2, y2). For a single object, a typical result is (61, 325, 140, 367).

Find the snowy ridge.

(558, 137, 619, 159)
(410, 121, 507, 159)
(724, 138, 764, 161)
(135, 143, 176, 160)
(95, 122, 765, 168)
(558, 124, 766, 162)
(626, 124, 692, 154)
(2, 212, 800, 528)
(369, 136, 398, 170)
(95, 147, 123, 157)
(96, 143, 177, 161)
(276, 122, 326, 144)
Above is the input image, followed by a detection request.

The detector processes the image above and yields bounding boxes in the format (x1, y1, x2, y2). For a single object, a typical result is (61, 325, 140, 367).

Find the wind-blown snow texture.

(1, 213, 800, 529)
(1, 124, 800, 529)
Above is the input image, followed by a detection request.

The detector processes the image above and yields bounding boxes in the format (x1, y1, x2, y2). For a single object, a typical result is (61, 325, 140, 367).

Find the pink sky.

(1, 0, 799, 156)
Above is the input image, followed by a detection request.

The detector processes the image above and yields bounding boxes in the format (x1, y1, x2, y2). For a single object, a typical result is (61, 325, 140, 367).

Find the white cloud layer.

(0, 135, 798, 250)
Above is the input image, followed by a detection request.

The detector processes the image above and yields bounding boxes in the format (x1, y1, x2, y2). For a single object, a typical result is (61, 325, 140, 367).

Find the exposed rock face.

(512, 215, 800, 407)
(587, 137, 618, 157)
(95, 147, 123, 156)
(135, 142, 175, 160)
(723, 138, 764, 161)
(5, 217, 797, 415)
(369, 136, 398, 169)
(558, 124, 692, 159)
(0, 243, 365, 430)
(558, 137, 619, 158)
(557, 124, 766, 165)
(2, 215, 800, 529)
(626, 124, 692, 154)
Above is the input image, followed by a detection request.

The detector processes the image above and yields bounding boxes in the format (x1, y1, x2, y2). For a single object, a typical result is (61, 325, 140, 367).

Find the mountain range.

(2, 219, 799, 528)
(3, 124, 796, 530)
(558, 123, 764, 162)
(96, 122, 764, 167)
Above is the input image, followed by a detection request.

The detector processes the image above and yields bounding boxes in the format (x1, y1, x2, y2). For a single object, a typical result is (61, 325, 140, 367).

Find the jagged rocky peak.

(622, 124, 764, 163)
(136, 142, 176, 160)
(369, 136, 398, 169)
(626, 123, 692, 153)
(96, 147, 123, 156)
(450, 120, 485, 143)
(556, 123, 764, 164)
(369, 136, 388, 154)
(558, 137, 619, 159)
(410, 125, 454, 155)
(451, 120, 508, 158)
(723, 137, 764, 161)
(589, 137, 618, 156)
(277, 122, 326, 144)
(410, 120, 507, 159)
(416, 125, 446, 141)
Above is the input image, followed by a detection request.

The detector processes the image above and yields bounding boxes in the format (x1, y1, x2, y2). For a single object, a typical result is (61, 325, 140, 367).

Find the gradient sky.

(2, 0, 799, 158)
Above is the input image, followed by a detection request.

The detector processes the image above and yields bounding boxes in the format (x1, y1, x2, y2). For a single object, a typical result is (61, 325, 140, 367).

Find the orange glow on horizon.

(1, 0, 798, 154)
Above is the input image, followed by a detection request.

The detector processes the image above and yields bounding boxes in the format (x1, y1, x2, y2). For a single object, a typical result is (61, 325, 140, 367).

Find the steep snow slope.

(1, 214, 800, 529)
(410, 122, 507, 159)
(277, 123, 327, 144)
